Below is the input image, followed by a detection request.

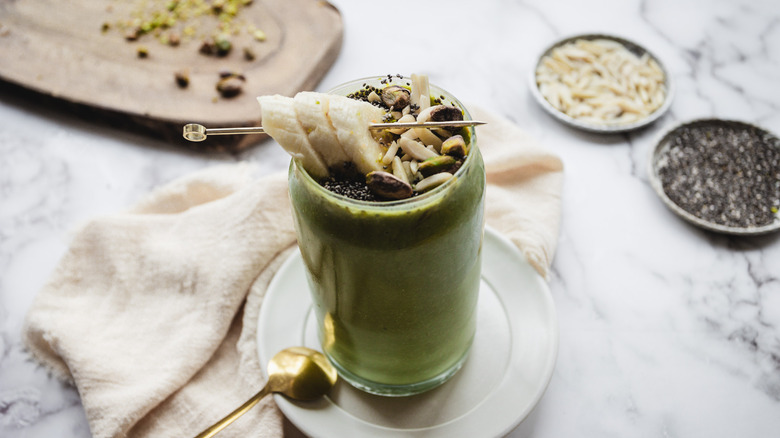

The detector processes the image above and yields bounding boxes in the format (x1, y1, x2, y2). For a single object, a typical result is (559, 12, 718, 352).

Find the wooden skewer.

(182, 121, 487, 142)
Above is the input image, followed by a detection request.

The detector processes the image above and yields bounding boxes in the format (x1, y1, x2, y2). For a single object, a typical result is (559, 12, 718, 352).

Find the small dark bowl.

(648, 119, 780, 235)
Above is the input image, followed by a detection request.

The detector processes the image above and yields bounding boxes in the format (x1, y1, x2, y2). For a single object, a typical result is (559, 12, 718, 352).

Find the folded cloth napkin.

(23, 106, 563, 438)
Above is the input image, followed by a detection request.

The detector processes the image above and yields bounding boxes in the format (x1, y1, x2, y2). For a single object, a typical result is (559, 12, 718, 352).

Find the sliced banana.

(258, 95, 330, 179)
(324, 95, 386, 175)
(294, 92, 351, 168)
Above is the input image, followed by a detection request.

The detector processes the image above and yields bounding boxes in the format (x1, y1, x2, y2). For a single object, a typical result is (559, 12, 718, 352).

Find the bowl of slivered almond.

(529, 33, 673, 133)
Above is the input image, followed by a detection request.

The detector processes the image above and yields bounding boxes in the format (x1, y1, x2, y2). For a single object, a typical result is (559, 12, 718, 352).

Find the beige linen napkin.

(23, 106, 563, 438)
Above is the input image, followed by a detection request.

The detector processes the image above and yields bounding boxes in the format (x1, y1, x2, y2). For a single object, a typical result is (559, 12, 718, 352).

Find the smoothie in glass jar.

(261, 75, 485, 396)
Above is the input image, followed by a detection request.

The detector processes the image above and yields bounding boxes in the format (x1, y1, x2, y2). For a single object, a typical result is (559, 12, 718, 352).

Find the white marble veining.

(2, 0, 780, 436)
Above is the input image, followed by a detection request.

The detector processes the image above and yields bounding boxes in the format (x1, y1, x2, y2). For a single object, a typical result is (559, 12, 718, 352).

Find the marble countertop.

(2, 0, 779, 436)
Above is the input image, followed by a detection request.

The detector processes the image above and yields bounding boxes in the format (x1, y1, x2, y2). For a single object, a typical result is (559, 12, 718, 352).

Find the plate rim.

(256, 226, 559, 437)
(647, 118, 780, 236)
(528, 32, 674, 134)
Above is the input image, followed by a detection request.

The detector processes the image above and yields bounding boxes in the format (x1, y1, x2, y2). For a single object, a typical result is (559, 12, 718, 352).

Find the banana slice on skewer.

(258, 95, 330, 179)
(293, 92, 351, 169)
(323, 95, 386, 175)
(260, 93, 387, 177)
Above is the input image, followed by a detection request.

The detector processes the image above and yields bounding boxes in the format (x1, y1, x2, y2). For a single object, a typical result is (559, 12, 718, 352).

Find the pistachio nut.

(366, 171, 413, 200)
(381, 85, 411, 110)
(215, 34, 232, 57)
(429, 105, 464, 122)
(175, 69, 190, 88)
(216, 75, 245, 98)
(418, 155, 456, 177)
(199, 38, 216, 55)
(168, 32, 181, 47)
(441, 135, 467, 157)
(243, 47, 256, 61)
(125, 28, 141, 41)
(430, 105, 464, 132)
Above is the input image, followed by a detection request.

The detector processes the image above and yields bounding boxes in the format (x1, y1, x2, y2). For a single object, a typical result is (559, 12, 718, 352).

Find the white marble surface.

(2, 0, 780, 437)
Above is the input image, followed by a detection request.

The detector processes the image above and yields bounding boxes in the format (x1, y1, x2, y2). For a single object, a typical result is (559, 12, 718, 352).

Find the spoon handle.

(193, 383, 272, 438)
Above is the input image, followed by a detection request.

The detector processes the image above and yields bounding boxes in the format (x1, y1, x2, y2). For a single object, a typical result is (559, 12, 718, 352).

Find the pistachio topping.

(381, 85, 411, 110)
(335, 75, 471, 199)
(441, 135, 467, 158)
(366, 171, 414, 200)
(429, 105, 463, 122)
(418, 155, 456, 177)
(430, 105, 464, 132)
(259, 74, 472, 202)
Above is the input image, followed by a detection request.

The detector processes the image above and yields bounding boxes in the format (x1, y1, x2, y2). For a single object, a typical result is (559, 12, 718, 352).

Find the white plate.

(257, 227, 558, 437)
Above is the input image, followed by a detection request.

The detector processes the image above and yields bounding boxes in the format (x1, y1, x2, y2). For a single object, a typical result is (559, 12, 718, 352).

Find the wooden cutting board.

(0, 0, 343, 152)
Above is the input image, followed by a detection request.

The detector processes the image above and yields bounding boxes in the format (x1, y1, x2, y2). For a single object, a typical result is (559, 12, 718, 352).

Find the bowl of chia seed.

(649, 119, 780, 235)
(530, 33, 673, 133)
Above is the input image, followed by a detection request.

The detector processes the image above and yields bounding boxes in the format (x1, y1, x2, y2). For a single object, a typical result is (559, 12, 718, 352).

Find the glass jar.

(288, 76, 485, 396)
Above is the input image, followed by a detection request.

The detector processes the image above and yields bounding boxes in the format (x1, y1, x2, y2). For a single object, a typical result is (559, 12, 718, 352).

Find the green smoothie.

(287, 77, 485, 396)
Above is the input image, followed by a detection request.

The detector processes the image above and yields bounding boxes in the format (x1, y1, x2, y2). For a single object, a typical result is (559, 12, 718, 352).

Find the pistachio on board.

(216, 74, 245, 98)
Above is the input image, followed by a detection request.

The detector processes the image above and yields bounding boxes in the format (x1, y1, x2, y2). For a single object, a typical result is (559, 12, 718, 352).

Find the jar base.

(326, 348, 471, 397)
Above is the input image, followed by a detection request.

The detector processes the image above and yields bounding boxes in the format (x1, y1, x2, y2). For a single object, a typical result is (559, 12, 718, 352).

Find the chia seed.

(321, 177, 378, 202)
(346, 84, 385, 108)
(655, 120, 780, 228)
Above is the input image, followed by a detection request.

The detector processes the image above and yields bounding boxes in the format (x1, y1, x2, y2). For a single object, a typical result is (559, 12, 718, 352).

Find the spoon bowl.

(268, 346, 339, 401)
(194, 346, 337, 438)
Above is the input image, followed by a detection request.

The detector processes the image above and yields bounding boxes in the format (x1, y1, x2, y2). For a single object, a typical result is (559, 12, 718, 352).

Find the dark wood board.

(0, 0, 343, 152)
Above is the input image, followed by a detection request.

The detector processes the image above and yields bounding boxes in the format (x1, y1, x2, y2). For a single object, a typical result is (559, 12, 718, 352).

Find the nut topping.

(366, 171, 414, 200)
(418, 155, 456, 177)
(440, 135, 467, 157)
(381, 85, 411, 110)
(429, 105, 464, 122)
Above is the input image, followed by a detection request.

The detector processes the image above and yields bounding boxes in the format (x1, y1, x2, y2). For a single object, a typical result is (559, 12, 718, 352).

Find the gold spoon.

(183, 120, 487, 142)
(194, 347, 338, 438)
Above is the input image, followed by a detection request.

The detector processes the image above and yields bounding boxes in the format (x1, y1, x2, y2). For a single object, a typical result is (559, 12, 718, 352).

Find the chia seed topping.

(655, 120, 780, 228)
(321, 177, 378, 202)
